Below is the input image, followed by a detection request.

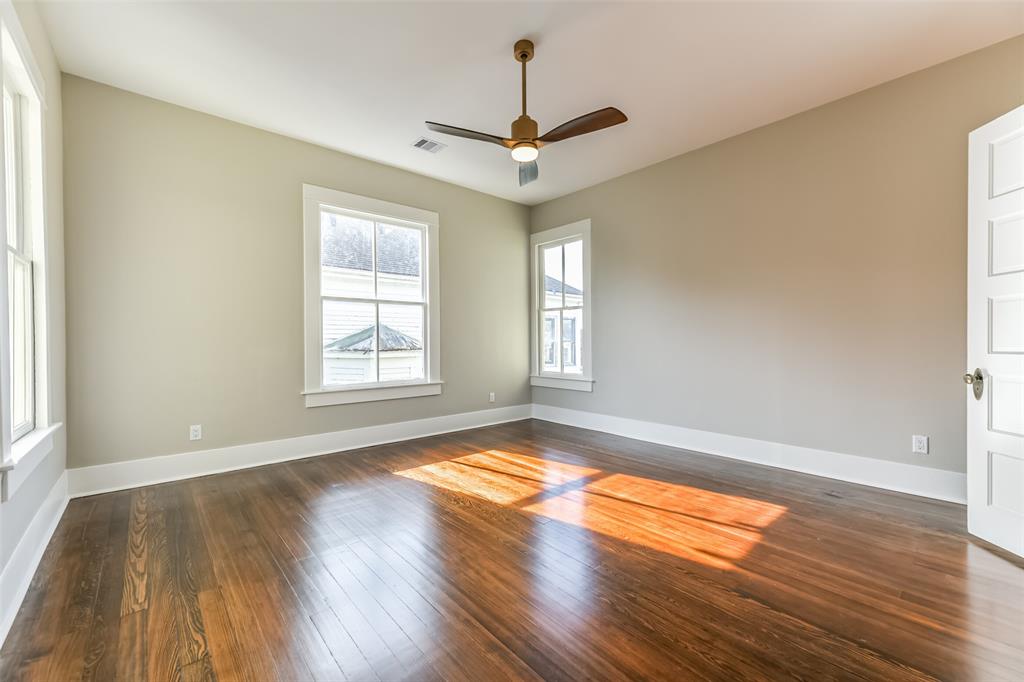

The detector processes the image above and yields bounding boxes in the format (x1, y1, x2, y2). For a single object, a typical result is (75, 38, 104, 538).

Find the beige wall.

(2, 1, 66, 569)
(63, 36, 1024, 476)
(63, 75, 530, 469)
(531, 36, 1024, 474)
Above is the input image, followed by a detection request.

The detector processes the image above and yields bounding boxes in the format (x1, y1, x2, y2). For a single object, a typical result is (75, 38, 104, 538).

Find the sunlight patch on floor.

(395, 450, 787, 569)
(394, 450, 599, 505)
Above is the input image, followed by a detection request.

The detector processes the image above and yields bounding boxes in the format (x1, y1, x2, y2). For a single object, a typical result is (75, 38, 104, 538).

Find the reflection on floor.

(2, 419, 1022, 681)
(397, 450, 787, 569)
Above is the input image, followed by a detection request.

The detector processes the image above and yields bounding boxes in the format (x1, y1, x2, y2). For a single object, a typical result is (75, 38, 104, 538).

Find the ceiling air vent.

(412, 137, 446, 154)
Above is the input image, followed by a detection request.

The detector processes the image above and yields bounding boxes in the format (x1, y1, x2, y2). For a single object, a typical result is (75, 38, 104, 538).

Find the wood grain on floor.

(1, 419, 1021, 681)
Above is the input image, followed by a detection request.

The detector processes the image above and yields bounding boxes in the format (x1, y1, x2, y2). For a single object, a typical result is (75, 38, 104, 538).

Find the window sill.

(530, 375, 594, 392)
(1, 422, 62, 501)
(303, 381, 443, 407)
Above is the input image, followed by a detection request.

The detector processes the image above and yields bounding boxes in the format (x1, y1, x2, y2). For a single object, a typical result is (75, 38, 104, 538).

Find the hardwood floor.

(2, 419, 1022, 681)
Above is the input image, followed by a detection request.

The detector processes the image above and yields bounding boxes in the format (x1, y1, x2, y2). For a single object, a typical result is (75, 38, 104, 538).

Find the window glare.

(376, 222, 423, 302)
(564, 240, 583, 307)
(4, 89, 17, 250)
(321, 212, 374, 299)
(543, 244, 562, 309)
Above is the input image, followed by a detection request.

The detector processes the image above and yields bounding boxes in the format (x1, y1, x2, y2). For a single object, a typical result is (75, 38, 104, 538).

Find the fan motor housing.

(511, 115, 538, 141)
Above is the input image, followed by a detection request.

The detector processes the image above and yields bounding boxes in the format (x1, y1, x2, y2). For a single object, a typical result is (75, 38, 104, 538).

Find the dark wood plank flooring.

(2, 419, 1022, 681)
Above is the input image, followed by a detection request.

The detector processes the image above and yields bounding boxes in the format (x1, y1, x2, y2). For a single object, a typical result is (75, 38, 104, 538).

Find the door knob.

(964, 368, 984, 400)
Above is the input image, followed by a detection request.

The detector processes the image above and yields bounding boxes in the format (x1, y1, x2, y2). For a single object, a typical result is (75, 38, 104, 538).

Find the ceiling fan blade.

(518, 160, 539, 187)
(426, 121, 511, 147)
(537, 107, 627, 144)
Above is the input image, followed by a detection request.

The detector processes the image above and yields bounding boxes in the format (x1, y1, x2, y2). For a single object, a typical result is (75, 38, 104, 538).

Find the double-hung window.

(302, 185, 441, 407)
(531, 219, 593, 391)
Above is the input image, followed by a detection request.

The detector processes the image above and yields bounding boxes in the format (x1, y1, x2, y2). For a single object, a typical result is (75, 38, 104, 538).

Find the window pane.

(379, 303, 424, 382)
(562, 308, 583, 375)
(321, 211, 374, 298)
(563, 239, 583, 307)
(543, 244, 562, 308)
(542, 309, 560, 372)
(376, 222, 423, 302)
(322, 299, 376, 386)
(4, 90, 17, 250)
(8, 252, 32, 433)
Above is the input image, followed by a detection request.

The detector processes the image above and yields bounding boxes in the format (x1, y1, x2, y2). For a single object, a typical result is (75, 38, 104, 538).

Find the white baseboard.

(0, 470, 68, 646)
(531, 404, 967, 504)
(67, 400, 966, 504)
(69, 404, 532, 498)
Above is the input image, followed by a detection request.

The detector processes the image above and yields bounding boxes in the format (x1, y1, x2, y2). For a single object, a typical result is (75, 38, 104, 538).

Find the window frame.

(302, 184, 441, 407)
(530, 219, 594, 392)
(0, 8, 60, 499)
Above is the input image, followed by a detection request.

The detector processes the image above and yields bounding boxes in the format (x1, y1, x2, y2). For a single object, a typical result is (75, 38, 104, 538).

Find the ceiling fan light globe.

(511, 144, 539, 162)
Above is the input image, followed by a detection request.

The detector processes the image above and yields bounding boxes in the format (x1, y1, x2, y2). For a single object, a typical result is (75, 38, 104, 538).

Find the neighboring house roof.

(545, 275, 582, 296)
(322, 216, 421, 277)
(324, 325, 422, 353)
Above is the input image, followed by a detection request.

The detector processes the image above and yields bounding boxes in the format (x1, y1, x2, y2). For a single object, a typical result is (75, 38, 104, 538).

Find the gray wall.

(531, 36, 1024, 474)
(2, 2, 67, 570)
(63, 75, 531, 469)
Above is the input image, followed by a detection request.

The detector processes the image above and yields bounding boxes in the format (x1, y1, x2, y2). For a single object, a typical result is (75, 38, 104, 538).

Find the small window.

(531, 220, 593, 391)
(303, 185, 440, 407)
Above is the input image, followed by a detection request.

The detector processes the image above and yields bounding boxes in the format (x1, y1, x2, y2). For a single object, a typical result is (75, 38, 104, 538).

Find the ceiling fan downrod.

(512, 39, 538, 142)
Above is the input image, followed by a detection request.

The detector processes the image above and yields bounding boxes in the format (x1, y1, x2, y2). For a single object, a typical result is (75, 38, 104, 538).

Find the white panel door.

(968, 105, 1024, 557)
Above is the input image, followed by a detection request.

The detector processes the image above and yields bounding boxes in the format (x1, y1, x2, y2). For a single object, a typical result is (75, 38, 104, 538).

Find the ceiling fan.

(426, 39, 628, 187)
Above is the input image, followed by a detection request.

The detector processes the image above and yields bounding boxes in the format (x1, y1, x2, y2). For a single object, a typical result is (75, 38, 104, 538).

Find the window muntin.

(4, 85, 32, 441)
(317, 205, 428, 389)
(538, 237, 585, 376)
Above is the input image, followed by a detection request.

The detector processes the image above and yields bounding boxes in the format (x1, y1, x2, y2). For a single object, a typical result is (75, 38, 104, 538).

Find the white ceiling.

(38, 1, 1024, 205)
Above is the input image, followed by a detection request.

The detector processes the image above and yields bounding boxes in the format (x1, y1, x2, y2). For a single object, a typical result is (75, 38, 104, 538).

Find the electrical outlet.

(189, 424, 203, 441)
(912, 434, 928, 454)
(488, 392, 496, 403)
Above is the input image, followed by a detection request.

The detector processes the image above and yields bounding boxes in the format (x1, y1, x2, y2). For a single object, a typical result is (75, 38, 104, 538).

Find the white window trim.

(0, 8, 53, 485)
(302, 184, 441, 407)
(0, 4, 45, 109)
(530, 219, 594, 392)
(1, 421, 60, 500)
